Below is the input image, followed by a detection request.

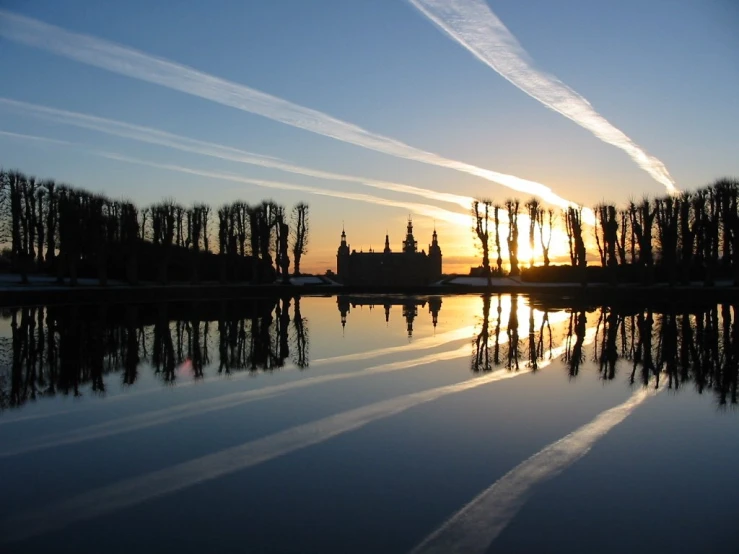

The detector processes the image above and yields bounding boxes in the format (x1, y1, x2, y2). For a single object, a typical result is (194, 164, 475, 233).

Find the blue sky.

(1, 0, 737, 272)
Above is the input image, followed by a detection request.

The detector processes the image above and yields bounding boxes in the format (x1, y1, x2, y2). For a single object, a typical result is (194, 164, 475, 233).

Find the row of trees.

(0, 170, 310, 285)
(472, 177, 739, 286)
(4, 294, 734, 410)
(471, 295, 738, 406)
(0, 298, 308, 410)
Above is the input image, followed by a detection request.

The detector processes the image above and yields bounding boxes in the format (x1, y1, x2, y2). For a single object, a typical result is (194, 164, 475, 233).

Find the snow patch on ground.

(446, 276, 521, 287)
(289, 276, 329, 286)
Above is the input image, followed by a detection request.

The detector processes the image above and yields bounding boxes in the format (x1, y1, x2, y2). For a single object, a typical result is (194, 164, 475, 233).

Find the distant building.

(336, 217, 442, 286)
(337, 295, 442, 336)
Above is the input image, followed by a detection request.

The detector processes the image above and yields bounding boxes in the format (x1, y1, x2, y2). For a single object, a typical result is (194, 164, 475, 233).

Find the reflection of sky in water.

(0, 296, 737, 553)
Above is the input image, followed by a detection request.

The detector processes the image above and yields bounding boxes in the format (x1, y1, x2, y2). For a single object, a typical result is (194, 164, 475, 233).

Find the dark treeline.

(0, 297, 309, 410)
(3, 295, 736, 412)
(0, 169, 310, 285)
(471, 294, 738, 406)
(472, 177, 739, 286)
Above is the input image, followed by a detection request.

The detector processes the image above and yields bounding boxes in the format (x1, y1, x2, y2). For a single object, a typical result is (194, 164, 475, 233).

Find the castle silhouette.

(336, 217, 442, 285)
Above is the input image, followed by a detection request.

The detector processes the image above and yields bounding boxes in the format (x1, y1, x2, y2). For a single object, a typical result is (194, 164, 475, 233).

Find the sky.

(1, 0, 737, 273)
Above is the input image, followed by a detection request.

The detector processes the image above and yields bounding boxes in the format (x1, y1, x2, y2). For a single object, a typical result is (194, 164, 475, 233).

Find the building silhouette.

(336, 218, 442, 285)
(337, 295, 442, 336)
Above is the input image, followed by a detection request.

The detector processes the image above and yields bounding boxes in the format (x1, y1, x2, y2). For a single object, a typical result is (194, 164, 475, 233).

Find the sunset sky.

(1, 0, 737, 273)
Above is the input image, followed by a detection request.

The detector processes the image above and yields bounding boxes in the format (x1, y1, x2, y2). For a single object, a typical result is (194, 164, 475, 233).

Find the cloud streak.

(97, 152, 473, 227)
(410, 377, 662, 552)
(408, 0, 678, 195)
(0, 307, 572, 542)
(0, 10, 592, 215)
(0, 338, 479, 459)
(4, 303, 569, 457)
(0, 129, 73, 146)
(0, 324, 477, 427)
(0, 367, 534, 543)
(0, 128, 471, 227)
(0, 98, 474, 210)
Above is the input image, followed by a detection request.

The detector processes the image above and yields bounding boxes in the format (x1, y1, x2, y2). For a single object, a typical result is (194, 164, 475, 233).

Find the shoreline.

(2, 277, 739, 307)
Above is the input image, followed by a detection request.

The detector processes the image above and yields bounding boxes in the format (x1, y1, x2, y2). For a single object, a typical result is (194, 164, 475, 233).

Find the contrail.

(0, 10, 593, 216)
(0, 345, 471, 458)
(311, 324, 475, 365)
(0, 129, 471, 227)
(0, 98, 473, 210)
(0, 307, 571, 541)
(97, 151, 472, 227)
(4, 306, 570, 456)
(0, 129, 73, 146)
(0, 368, 536, 542)
(409, 380, 661, 554)
(408, 0, 678, 195)
(0, 324, 476, 427)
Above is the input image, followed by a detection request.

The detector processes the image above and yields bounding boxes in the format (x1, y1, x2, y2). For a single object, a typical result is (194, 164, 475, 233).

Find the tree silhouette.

(536, 207, 554, 267)
(655, 196, 680, 286)
(291, 202, 309, 276)
(565, 206, 587, 284)
(471, 294, 492, 372)
(506, 199, 520, 277)
(525, 198, 539, 268)
(472, 199, 492, 285)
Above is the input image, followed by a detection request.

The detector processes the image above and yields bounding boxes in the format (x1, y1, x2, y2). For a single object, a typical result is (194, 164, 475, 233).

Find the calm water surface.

(0, 295, 737, 553)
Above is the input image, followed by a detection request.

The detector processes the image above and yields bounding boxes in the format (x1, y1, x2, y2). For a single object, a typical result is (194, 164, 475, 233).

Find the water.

(0, 295, 737, 553)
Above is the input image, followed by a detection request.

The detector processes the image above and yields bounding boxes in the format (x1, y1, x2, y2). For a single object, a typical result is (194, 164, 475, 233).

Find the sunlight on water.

(0, 295, 737, 553)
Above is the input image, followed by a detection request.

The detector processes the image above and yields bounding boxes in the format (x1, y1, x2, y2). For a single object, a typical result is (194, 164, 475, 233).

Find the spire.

(403, 215, 417, 254)
(384, 232, 391, 254)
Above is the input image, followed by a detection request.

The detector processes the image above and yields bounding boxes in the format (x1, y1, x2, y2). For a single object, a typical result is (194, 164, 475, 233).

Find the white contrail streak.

(0, 129, 73, 146)
(0, 10, 593, 217)
(409, 381, 661, 554)
(0, 98, 473, 210)
(0, 345, 472, 459)
(0, 367, 537, 543)
(0, 129, 470, 227)
(97, 151, 472, 227)
(5, 305, 572, 456)
(0, 307, 574, 541)
(0, 324, 476, 427)
(408, 0, 678, 195)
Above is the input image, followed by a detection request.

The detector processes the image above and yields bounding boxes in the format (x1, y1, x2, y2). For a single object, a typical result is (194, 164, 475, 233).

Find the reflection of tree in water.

(471, 294, 522, 373)
(469, 297, 739, 407)
(593, 308, 621, 381)
(494, 294, 502, 366)
(0, 298, 312, 411)
(2, 299, 739, 411)
(291, 297, 309, 369)
(506, 295, 520, 371)
(564, 310, 586, 377)
(471, 294, 492, 373)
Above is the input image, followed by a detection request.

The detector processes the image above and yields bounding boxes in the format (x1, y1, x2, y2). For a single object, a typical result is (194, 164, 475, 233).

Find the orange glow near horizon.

(301, 211, 580, 275)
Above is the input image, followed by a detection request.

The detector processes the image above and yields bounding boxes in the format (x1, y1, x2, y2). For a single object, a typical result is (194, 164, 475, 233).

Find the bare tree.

(472, 199, 492, 286)
(506, 199, 520, 277)
(525, 198, 539, 268)
(536, 208, 554, 267)
(291, 202, 309, 276)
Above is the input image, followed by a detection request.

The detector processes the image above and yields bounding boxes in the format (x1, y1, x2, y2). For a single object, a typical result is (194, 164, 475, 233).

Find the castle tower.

(428, 226, 442, 280)
(337, 227, 350, 281)
(403, 216, 418, 254)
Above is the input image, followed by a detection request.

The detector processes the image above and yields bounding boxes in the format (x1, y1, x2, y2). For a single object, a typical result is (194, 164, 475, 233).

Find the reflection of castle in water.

(337, 295, 442, 337)
(2, 297, 738, 412)
(336, 217, 442, 285)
